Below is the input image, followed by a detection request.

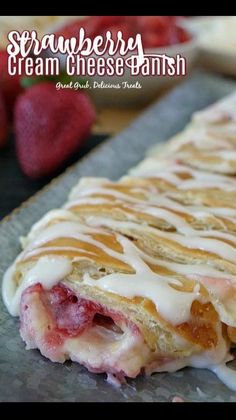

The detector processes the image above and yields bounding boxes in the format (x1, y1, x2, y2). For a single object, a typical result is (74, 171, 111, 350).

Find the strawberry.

(0, 50, 24, 115)
(134, 16, 171, 34)
(96, 16, 123, 28)
(103, 22, 132, 42)
(56, 16, 123, 40)
(14, 83, 96, 179)
(176, 26, 191, 43)
(56, 16, 101, 40)
(56, 16, 191, 49)
(0, 91, 8, 148)
(141, 31, 170, 48)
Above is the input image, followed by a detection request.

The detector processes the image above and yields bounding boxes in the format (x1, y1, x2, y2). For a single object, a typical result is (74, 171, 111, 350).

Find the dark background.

(0, 133, 107, 219)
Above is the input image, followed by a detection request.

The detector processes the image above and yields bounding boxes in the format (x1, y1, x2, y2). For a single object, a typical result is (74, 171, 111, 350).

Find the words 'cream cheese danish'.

(3, 91, 236, 390)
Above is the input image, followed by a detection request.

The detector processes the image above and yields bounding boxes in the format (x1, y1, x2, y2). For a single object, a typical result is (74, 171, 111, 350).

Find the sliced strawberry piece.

(56, 15, 191, 47)
(103, 22, 132, 42)
(176, 26, 192, 43)
(96, 16, 124, 29)
(142, 31, 170, 48)
(48, 285, 98, 335)
(135, 16, 171, 34)
(56, 16, 125, 41)
(56, 16, 101, 40)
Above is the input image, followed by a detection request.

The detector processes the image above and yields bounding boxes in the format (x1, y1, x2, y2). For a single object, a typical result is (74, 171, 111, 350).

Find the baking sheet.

(1, 70, 236, 402)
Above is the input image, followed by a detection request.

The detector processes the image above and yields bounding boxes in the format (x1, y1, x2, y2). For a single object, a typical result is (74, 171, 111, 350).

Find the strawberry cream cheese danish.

(3, 92, 236, 390)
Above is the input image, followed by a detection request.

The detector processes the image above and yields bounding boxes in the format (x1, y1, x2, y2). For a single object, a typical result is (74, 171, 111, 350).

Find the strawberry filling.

(19, 283, 149, 378)
(44, 284, 126, 337)
(21, 283, 130, 340)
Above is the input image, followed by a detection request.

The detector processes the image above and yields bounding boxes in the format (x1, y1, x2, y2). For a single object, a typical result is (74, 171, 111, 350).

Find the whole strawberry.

(14, 83, 96, 179)
(0, 91, 9, 149)
(0, 50, 24, 115)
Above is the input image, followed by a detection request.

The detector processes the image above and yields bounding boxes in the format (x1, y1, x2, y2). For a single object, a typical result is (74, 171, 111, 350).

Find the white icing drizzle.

(3, 256, 73, 316)
(30, 209, 78, 231)
(179, 129, 235, 151)
(132, 201, 229, 223)
(129, 159, 236, 191)
(68, 198, 195, 235)
(65, 197, 112, 206)
(23, 215, 236, 267)
(69, 177, 109, 201)
(15, 202, 236, 328)
(24, 246, 98, 259)
(17, 216, 236, 324)
(83, 235, 201, 325)
(2, 221, 203, 324)
(153, 126, 236, 163)
(132, 249, 236, 326)
(66, 181, 236, 236)
(67, 182, 236, 223)
(187, 205, 236, 218)
(24, 221, 106, 248)
(187, 150, 236, 161)
(21, 223, 107, 257)
(84, 217, 236, 264)
(179, 179, 236, 191)
(68, 185, 147, 204)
